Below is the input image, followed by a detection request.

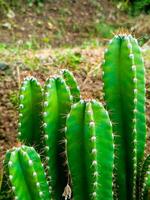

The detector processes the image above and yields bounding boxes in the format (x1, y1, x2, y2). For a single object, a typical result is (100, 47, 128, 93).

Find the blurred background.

(0, 0, 150, 160)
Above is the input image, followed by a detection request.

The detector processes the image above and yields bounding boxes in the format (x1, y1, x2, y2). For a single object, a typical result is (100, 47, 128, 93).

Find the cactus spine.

(18, 77, 43, 151)
(3, 145, 51, 200)
(65, 99, 114, 200)
(102, 34, 146, 200)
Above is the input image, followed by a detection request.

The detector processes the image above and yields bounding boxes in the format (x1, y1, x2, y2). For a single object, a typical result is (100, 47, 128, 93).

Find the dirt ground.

(0, 0, 150, 46)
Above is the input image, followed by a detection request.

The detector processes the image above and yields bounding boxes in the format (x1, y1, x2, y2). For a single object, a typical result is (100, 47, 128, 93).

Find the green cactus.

(3, 145, 51, 200)
(43, 75, 73, 200)
(18, 77, 43, 151)
(102, 33, 147, 200)
(65, 99, 114, 200)
(17, 70, 80, 200)
(140, 155, 150, 200)
(60, 69, 81, 102)
(1, 39, 150, 200)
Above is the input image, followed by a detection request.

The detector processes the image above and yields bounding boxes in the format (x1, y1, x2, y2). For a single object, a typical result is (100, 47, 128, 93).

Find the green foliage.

(91, 22, 116, 38)
(55, 49, 85, 69)
(27, 0, 44, 7)
(9, 91, 19, 107)
(131, 0, 150, 14)
(0, 0, 44, 16)
(114, 0, 150, 14)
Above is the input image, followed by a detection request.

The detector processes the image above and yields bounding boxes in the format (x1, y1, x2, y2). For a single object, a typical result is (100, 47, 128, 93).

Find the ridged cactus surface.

(18, 77, 43, 151)
(1, 40, 150, 200)
(3, 145, 51, 200)
(102, 34, 146, 200)
(66, 99, 114, 200)
(60, 69, 81, 102)
(43, 76, 73, 200)
(140, 155, 150, 200)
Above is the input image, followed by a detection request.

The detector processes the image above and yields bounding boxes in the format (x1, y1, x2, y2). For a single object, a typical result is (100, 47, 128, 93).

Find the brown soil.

(0, 0, 149, 46)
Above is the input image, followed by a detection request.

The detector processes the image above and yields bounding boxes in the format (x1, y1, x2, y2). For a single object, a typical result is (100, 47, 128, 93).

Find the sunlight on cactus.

(0, 34, 150, 200)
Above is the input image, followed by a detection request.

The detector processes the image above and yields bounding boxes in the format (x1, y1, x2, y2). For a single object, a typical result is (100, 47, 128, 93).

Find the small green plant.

(9, 91, 19, 107)
(55, 49, 84, 69)
(131, 0, 150, 14)
(114, 0, 150, 14)
(90, 21, 116, 39)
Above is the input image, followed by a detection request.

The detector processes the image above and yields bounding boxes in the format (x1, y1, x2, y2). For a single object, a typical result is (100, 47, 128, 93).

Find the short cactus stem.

(18, 77, 43, 152)
(66, 99, 114, 200)
(43, 76, 72, 200)
(3, 145, 51, 200)
(102, 34, 146, 200)
(60, 69, 81, 102)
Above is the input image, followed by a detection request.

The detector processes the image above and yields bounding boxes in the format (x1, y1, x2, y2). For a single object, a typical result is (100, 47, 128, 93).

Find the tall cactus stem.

(43, 76, 72, 200)
(102, 34, 143, 200)
(66, 99, 114, 200)
(18, 77, 43, 152)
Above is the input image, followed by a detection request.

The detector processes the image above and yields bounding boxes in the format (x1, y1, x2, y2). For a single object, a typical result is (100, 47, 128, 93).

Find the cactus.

(65, 99, 114, 200)
(140, 155, 150, 200)
(43, 76, 73, 200)
(3, 145, 51, 200)
(18, 77, 43, 152)
(18, 71, 80, 148)
(1, 39, 150, 200)
(17, 70, 80, 200)
(60, 69, 81, 103)
(102, 33, 148, 200)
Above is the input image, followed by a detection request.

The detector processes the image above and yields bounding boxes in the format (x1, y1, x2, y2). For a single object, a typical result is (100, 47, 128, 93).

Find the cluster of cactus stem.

(0, 34, 150, 200)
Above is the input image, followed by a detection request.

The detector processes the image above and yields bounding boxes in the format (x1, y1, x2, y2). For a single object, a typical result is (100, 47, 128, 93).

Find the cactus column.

(18, 77, 43, 152)
(43, 76, 73, 200)
(102, 34, 146, 200)
(66, 99, 114, 200)
(3, 145, 51, 200)
(60, 69, 81, 102)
